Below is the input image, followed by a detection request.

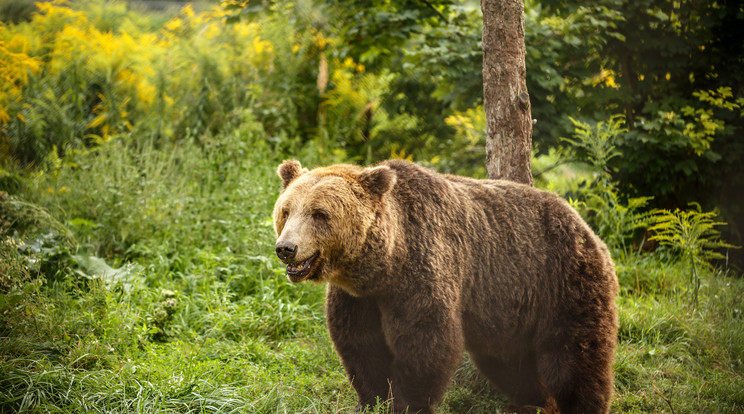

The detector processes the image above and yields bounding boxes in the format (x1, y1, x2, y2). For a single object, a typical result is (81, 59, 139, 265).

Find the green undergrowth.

(613, 272, 744, 413)
(2, 130, 744, 413)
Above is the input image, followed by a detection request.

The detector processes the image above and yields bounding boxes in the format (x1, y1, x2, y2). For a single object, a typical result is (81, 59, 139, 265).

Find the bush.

(649, 204, 739, 308)
(0, 1, 278, 164)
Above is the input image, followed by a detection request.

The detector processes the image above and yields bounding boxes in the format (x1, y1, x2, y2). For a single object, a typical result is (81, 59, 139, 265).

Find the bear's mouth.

(286, 252, 320, 283)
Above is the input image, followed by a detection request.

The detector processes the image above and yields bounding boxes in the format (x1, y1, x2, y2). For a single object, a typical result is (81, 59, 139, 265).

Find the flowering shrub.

(0, 0, 278, 163)
(1, 0, 492, 176)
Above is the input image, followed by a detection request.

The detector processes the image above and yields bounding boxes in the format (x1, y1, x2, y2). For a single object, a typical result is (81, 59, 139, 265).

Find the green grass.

(2, 127, 744, 413)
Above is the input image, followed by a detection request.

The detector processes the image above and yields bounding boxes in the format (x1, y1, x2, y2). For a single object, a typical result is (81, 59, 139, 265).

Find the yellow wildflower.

(312, 31, 329, 49)
(164, 17, 183, 33)
(181, 4, 195, 19)
(137, 82, 156, 105)
(0, 32, 41, 124)
(204, 23, 221, 40)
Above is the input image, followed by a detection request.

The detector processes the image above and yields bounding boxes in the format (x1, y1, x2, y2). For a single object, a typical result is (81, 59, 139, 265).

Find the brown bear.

(273, 159, 618, 414)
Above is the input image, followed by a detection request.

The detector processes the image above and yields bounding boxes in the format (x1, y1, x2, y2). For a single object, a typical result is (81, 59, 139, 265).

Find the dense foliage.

(1, 0, 743, 412)
(227, 0, 744, 258)
(532, 0, 744, 263)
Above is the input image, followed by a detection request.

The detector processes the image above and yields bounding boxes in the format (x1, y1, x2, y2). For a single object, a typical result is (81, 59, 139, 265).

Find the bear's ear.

(277, 159, 307, 189)
(358, 166, 396, 200)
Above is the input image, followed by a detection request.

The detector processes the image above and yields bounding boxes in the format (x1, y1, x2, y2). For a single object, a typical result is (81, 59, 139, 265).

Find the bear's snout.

(275, 241, 298, 263)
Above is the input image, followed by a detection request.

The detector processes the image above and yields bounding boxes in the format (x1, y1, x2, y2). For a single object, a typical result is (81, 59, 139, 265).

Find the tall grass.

(2, 111, 351, 409)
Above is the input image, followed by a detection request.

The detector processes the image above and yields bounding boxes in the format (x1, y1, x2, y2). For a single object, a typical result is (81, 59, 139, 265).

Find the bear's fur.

(273, 159, 618, 414)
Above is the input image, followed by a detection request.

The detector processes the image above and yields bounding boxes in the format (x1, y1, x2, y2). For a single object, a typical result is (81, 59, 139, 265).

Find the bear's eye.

(312, 210, 329, 222)
(282, 210, 289, 221)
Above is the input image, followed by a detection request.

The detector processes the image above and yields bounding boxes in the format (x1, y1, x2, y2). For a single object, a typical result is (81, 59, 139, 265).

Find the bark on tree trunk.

(481, 0, 534, 186)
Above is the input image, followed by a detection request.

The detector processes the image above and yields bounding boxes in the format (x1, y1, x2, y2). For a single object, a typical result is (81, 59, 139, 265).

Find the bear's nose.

(275, 241, 298, 263)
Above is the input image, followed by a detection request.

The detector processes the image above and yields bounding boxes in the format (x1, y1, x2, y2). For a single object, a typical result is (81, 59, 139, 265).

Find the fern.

(649, 203, 739, 308)
(562, 114, 627, 184)
(585, 186, 654, 257)
(562, 114, 649, 256)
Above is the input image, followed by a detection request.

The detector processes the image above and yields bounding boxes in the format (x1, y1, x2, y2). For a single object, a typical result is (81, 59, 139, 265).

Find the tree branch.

(417, 0, 449, 24)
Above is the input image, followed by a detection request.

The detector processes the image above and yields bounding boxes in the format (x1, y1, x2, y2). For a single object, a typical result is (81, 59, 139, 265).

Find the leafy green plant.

(561, 115, 652, 256)
(562, 114, 625, 182)
(584, 189, 653, 258)
(649, 203, 739, 308)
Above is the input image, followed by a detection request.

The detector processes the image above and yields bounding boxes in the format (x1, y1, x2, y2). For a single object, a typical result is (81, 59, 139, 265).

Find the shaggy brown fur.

(273, 159, 618, 414)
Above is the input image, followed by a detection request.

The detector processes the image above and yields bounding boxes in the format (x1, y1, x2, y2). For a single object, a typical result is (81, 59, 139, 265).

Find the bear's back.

(381, 160, 615, 348)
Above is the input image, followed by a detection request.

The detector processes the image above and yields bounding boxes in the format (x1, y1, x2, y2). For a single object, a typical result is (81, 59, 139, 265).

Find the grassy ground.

(1, 129, 743, 413)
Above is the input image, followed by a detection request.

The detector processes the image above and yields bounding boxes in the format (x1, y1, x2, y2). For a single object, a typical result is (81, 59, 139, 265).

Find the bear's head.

(273, 160, 396, 287)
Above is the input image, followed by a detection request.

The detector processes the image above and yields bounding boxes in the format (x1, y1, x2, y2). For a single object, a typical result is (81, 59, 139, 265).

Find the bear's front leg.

(326, 285, 394, 410)
(380, 298, 464, 414)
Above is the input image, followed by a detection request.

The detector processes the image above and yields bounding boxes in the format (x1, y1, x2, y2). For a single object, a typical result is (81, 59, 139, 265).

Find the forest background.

(1, 0, 743, 412)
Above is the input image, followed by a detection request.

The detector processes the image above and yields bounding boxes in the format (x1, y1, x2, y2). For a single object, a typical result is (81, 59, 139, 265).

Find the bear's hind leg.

(536, 336, 614, 414)
(471, 353, 550, 412)
(326, 286, 394, 410)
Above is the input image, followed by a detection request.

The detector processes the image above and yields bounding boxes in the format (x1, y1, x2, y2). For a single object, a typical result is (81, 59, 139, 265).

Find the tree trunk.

(481, 0, 533, 186)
